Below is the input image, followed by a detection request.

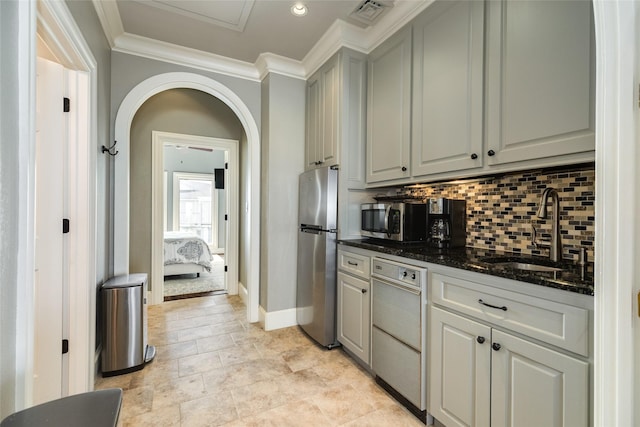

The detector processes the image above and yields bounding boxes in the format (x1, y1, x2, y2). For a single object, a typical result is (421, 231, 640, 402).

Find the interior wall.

(130, 88, 243, 283)
(164, 145, 226, 248)
(260, 73, 305, 312)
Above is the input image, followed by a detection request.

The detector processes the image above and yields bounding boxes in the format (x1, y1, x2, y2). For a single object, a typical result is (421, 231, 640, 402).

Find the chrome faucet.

(534, 187, 563, 262)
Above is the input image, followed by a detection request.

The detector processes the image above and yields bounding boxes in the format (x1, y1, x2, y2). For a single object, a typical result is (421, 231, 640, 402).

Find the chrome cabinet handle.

(478, 299, 508, 311)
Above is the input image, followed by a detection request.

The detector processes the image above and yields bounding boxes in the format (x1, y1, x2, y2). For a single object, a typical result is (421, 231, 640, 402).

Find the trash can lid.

(102, 273, 147, 289)
(1, 388, 122, 427)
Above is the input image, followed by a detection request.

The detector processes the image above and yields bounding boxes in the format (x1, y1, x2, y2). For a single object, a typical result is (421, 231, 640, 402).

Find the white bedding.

(164, 231, 213, 272)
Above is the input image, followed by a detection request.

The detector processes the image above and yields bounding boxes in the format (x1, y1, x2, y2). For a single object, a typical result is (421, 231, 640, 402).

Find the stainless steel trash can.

(101, 273, 155, 376)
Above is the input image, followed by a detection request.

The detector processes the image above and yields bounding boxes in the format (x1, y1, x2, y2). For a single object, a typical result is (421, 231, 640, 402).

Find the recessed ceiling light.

(291, 3, 308, 17)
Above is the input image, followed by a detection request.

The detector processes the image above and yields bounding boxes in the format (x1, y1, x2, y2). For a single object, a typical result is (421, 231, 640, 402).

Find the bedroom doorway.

(151, 131, 239, 304)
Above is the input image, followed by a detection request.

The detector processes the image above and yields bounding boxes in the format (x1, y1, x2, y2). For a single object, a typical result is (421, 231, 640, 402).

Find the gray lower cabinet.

(337, 249, 371, 366)
(430, 307, 589, 427)
(429, 270, 591, 427)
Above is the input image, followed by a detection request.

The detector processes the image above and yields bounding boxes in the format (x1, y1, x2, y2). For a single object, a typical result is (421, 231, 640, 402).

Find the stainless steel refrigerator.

(296, 166, 339, 348)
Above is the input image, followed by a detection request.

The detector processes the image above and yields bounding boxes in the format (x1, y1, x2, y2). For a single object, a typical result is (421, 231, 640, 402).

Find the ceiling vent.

(349, 0, 393, 27)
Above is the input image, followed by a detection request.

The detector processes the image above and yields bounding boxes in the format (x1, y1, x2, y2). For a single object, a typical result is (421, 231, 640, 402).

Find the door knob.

(477, 336, 485, 344)
(471, 153, 478, 160)
(487, 150, 496, 157)
(361, 288, 367, 294)
(492, 343, 501, 351)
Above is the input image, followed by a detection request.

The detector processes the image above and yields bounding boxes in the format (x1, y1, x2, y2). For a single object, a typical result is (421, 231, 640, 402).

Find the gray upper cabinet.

(366, 26, 412, 183)
(305, 50, 367, 176)
(305, 53, 340, 170)
(412, 0, 484, 177)
(485, 0, 595, 165)
(305, 73, 322, 170)
(363, 0, 594, 187)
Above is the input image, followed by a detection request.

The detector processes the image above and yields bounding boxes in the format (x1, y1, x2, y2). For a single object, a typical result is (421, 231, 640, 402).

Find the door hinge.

(224, 265, 228, 272)
(225, 162, 228, 170)
(63, 97, 70, 113)
(62, 218, 70, 234)
(62, 339, 69, 354)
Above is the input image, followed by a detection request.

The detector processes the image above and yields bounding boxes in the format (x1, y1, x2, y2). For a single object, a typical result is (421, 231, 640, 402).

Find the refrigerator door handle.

(301, 224, 323, 234)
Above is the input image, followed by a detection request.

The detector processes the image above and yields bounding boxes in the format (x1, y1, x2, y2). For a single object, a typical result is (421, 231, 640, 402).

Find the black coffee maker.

(427, 198, 467, 249)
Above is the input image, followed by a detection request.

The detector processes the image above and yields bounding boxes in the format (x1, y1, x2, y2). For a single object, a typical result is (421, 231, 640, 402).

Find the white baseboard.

(259, 306, 298, 331)
(238, 281, 247, 304)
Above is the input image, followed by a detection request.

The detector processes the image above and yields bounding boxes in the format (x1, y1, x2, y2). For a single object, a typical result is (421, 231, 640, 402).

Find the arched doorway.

(113, 72, 260, 322)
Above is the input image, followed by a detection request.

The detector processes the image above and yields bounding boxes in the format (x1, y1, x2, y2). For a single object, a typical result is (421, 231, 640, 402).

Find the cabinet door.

(366, 26, 412, 183)
(491, 329, 589, 427)
(429, 307, 491, 427)
(412, 0, 484, 177)
(305, 73, 321, 170)
(485, 0, 594, 165)
(337, 272, 370, 365)
(321, 56, 340, 166)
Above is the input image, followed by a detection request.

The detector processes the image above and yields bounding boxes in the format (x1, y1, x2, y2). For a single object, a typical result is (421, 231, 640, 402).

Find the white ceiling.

(115, 0, 390, 63)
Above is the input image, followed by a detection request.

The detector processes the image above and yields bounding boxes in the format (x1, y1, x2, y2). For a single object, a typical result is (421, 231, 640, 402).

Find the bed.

(163, 231, 213, 277)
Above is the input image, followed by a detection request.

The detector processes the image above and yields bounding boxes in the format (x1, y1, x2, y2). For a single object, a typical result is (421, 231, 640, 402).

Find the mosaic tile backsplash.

(398, 164, 595, 262)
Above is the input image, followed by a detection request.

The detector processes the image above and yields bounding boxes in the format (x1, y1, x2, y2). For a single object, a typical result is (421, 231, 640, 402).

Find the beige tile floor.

(95, 294, 424, 426)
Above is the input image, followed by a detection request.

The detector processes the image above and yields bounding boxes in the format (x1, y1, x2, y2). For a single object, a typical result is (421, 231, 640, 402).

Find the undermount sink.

(492, 262, 563, 273)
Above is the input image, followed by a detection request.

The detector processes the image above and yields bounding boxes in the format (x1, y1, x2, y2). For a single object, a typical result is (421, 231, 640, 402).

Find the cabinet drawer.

(372, 326, 423, 410)
(431, 273, 589, 357)
(338, 250, 371, 279)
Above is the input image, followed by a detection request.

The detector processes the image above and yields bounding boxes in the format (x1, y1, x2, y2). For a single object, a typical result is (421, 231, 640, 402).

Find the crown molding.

(91, 0, 123, 48)
(302, 0, 433, 78)
(94, 0, 433, 82)
(362, 0, 435, 52)
(302, 19, 368, 78)
(113, 33, 262, 82)
(255, 53, 306, 81)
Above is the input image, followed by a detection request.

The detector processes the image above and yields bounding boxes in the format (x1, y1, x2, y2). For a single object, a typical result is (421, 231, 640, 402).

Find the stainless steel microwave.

(360, 202, 428, 242)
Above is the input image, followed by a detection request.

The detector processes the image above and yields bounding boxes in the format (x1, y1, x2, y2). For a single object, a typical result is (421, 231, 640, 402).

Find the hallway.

(95, 295, 422, 426)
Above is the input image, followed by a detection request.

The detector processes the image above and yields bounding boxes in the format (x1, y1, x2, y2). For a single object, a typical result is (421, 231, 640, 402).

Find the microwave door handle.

(384, 205, 391, 236)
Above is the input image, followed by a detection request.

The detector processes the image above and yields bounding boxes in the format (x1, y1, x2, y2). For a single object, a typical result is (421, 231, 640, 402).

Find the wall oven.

(361, 202, 427, 242)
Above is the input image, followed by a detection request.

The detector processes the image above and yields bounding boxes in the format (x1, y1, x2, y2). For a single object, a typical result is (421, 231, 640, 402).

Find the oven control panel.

(372, 258, 426, 289)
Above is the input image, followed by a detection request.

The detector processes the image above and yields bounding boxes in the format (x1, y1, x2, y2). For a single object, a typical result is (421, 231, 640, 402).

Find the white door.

(34, 57, 67, 404)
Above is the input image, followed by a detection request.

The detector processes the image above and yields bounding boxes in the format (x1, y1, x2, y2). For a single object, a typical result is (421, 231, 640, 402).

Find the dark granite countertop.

(338, 239, 594, 296)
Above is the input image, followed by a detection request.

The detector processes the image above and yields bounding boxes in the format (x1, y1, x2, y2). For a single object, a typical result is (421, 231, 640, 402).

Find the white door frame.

(10, 0, 635, 422)
(151, 132, 239, 305)
(114, 73, 260, 322)
(34, 0, 97, 399)
(592, 1, 638, 425)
